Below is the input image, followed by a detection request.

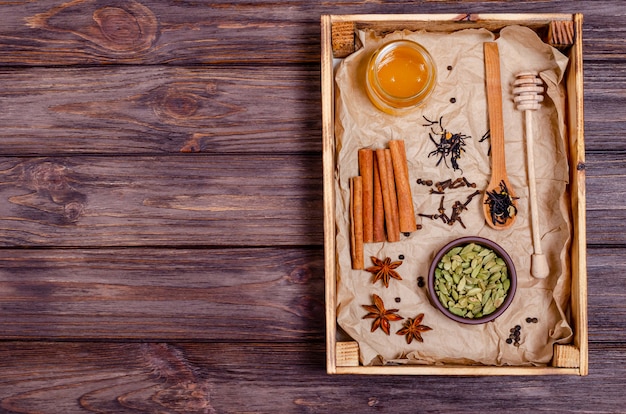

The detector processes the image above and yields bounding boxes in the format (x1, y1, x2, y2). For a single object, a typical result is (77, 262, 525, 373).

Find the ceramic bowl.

(427, 236, 517, 324)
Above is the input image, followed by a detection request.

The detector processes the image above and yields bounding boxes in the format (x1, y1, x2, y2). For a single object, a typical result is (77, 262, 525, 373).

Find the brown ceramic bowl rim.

(427, 236, 517, 325)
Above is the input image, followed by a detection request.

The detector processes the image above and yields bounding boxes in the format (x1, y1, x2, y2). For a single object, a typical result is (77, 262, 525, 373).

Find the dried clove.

(418, 176, 475, 194)
(464, 190, 481, 207)
(447, 201, 467, 228)
(418, 213, 438, 220)
(462, 176, 477, 188)
(449, 177, 466, 189)
(438, 195, 446, 214)
(435, 179, 452, 192)
(419, 189, 480, 228)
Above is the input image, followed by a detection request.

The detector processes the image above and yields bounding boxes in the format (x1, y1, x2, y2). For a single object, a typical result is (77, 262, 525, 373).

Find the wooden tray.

(321, 13, 586, 375)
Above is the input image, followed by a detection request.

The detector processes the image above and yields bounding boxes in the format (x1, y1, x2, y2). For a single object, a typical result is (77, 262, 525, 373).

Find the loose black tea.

(484, 180, 518, 226)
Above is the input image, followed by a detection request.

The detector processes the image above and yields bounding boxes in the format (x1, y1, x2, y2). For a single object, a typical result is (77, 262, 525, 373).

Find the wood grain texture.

(0, 246, 621, 342)
(0, 0, 623, 410)
(0, 155, 323, 247)
(0, 341, 625, 413)
(587, 247, 626, 342)
(0, 248, 325, 340)
(0, 152, 620, 246)
(0, 0, 320, 65)
(0, 62, 621, 155)
(0, 66, 321, 154)
(583, 61, 626, 152)
(585, 153, 626, 245)
(0, 1, 624, 65)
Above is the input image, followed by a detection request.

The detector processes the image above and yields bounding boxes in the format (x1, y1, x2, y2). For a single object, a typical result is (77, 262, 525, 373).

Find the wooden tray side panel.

(321, 15, 338, 374)
(331, 13, 574, 37)
(567, 13, 588, 375)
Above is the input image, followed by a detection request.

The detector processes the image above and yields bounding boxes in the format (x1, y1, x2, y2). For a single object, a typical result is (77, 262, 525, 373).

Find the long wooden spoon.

(482, 42, 517, 229)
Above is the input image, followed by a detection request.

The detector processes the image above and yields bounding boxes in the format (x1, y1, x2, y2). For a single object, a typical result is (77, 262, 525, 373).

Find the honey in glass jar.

(366, 40, 437, 115)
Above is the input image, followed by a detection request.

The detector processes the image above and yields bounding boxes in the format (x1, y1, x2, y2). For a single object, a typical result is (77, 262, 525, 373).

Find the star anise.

(365, 256, 402, 288)
(362, 294, 403, 335)
(396, 313, 432, 344)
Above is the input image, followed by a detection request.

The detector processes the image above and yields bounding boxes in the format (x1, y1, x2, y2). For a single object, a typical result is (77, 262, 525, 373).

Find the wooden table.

(0, 1, 624, 412)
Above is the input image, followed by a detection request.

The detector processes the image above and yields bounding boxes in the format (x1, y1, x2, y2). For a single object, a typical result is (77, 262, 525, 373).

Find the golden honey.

(366, 40, 436, 115)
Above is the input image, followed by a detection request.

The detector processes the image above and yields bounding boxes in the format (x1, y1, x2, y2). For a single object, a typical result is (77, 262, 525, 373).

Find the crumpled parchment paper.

(334, 25, 573, 366)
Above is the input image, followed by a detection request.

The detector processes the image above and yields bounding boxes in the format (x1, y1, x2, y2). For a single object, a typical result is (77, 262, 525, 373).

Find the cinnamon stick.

(376, 149, 400, 242)
(389, 140, 417, 233)
(384, 149, 401, 240)
(372, 156, 385, 242)
(358, 149, 374, 243)
(350, 176, 364, 269)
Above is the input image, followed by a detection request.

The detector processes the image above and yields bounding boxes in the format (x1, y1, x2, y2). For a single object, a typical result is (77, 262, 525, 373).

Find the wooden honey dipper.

(513, 72, 549, 279)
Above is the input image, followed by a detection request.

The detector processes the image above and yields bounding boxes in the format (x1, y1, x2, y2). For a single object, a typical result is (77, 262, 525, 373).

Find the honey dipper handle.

(526, 109, 549, 278)
(525, 110, 541, 254)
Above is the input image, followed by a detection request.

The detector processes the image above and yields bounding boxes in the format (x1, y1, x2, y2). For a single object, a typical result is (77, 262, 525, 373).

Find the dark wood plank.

(0, 61, 622, 155)
(0, 66, 321, 154)
(0, 151, 621, 247)
(586, 152, 626, 245)
(0, 247, 325, 341)
(0, 0, 319, 66)
(588, 247, 626, 343)
(0, 155, 323, 247)
(0, 341, 624, 413)
(0, 1, 623, 66)
(0, 245, 619, 341)
(583, 62, 626, 152)
(0, 0, 621, 410)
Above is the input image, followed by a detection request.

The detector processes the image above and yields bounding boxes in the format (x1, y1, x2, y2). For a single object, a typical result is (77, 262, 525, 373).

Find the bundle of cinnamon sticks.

(350, 140, 417, 269)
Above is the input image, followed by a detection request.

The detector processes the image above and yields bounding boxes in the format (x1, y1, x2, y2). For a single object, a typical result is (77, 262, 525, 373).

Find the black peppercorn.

(506, 323, 525, 346)
(403, 232, 411, 237)
(418, 280, 425, 288)
(526, 317, 532, 323)
(532, 317, 538, 323)
(399, 255, 405, 260)
(447, 65, 453, 71)
(450, 97, 456, 103)
(395, 297, 401, 303)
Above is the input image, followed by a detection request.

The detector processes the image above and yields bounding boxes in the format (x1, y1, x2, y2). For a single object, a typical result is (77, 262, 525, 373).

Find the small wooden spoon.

(483, 42, 517, 230)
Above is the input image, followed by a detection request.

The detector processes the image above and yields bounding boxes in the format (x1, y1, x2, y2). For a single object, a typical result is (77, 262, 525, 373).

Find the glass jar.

(365, 39, 437, 115)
